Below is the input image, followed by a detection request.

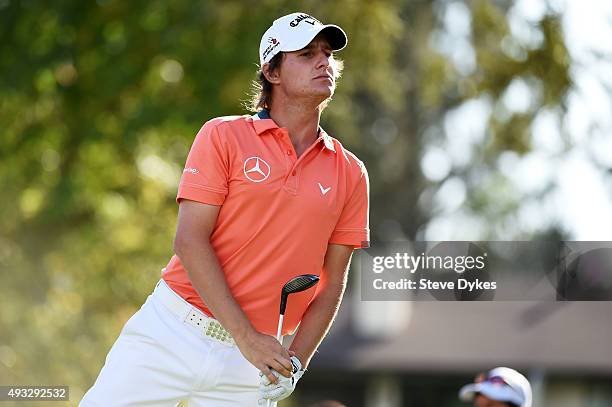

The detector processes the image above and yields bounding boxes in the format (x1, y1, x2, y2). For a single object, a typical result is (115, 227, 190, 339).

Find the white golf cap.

(259, 12, 347, 66)
(459, 367, 532, 407)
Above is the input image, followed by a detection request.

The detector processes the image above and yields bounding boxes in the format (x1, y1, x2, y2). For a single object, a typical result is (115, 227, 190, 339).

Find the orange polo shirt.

(162, 110, 369, 335)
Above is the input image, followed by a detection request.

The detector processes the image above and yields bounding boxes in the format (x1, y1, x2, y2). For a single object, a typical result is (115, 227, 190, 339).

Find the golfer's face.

(474, 394, 509, 407)
(280, 35, 337, 99)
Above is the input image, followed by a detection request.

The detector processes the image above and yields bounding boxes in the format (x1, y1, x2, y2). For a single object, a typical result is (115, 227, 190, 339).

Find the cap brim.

(319, 25, 348, 51)
(459, 383, 523, 405)
(282, 24, 348, 53)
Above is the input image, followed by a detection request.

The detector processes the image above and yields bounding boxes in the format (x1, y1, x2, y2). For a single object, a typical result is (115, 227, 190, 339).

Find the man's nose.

(315, 51, 330, 69)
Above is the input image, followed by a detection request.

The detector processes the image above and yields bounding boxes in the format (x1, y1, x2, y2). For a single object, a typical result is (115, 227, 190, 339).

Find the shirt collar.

(250, 110, 336, 153)
(251, 109, 278, 135)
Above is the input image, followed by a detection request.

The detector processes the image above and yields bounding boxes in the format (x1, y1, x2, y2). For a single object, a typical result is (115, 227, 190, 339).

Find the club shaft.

(267, 313, 285, 407)
(276, 314, 284, 341)
(266, 275, 319, 407)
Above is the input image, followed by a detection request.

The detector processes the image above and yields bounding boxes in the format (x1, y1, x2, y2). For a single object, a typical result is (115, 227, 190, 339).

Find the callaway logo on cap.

(259, 12, 348, 66)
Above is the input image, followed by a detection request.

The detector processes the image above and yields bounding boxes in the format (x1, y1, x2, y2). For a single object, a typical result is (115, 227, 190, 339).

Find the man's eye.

(301, 52, 312, 56)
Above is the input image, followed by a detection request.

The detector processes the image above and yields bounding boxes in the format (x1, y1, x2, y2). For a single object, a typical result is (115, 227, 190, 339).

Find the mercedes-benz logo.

(243, 156, 271, 183)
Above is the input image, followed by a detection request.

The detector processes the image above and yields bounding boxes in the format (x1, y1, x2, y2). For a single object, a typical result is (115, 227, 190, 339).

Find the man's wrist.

(230, 320, 257, 345)
(289, 355, 303, 373)
(289, 351, 307, 370)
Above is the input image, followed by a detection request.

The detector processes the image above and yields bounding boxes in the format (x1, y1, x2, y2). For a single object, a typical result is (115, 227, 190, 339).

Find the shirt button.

(292, 170, 296, 176)
(287, 150, 292, 155)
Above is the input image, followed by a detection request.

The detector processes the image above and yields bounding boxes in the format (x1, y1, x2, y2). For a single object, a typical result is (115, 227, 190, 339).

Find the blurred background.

(1, 0, 611, 406)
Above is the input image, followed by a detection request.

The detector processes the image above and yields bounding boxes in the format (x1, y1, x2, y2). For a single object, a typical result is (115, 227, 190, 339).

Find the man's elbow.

(173, 231, 196, 259)
(318, 279, 346, 300)
(173, 229, 211, 259)
(173, 232, 187, 259)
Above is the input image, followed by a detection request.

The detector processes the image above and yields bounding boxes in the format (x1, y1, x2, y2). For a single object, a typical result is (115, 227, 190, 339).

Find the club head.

(279, 274, 320, 315)
(282, 274, 320, 295)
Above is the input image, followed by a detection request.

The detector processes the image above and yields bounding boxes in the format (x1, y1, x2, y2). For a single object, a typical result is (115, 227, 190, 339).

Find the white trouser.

(80, 280, 261, 406)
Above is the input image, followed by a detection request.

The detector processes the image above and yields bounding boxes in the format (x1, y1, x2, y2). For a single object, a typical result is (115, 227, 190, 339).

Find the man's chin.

(311, 88, 334, 101)
(293, 88, 334, 107)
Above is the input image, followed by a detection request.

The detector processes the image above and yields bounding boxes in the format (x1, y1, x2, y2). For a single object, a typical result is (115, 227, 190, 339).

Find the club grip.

(279, 295, 288, 315)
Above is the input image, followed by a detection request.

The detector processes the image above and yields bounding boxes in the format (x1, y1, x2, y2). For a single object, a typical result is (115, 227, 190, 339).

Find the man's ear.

(262, 62, 281, 85)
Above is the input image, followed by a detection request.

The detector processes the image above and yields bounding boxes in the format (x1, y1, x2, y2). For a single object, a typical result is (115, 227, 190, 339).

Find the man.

(459, 367, 533, 407)
(81, 11, 369, 407)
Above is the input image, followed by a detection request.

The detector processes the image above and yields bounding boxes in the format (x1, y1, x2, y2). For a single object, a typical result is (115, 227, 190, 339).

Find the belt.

(154, 280, 235, 347)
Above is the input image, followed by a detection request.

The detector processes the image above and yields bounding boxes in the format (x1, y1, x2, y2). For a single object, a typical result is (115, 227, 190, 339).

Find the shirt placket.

(277, 130, 322, 195)
(276, 130, 298, 194)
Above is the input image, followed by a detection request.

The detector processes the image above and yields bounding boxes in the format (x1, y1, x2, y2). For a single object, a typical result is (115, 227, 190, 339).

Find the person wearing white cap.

(81, 11, 369, 407)
(459, 367, 533, 407)
(252, 12, 369, 406)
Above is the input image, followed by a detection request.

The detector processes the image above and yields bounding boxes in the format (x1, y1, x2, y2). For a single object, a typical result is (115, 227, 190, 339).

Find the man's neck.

(268, 100, 322, 156)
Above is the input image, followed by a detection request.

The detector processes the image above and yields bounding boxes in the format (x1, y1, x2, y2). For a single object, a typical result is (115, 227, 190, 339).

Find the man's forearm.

(175, 237, 254, 341)
(288, 280, 346, 368)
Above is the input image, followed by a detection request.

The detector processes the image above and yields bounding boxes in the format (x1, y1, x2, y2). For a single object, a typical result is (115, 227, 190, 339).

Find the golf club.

(268, 274, 320, 407)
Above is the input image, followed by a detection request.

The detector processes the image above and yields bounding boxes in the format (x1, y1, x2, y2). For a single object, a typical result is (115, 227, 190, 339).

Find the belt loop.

(177, 304, 192, 323)
(159, 280, 192, 322)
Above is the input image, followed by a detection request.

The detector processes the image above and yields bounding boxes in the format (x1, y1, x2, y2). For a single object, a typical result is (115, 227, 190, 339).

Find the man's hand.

(234, 329, 293, 385)
(258, 356, 304, 405)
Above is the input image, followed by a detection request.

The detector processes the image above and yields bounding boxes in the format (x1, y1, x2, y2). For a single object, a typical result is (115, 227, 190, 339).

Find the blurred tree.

(0, 0, 591, 404)
(402, 0, 575, 240)
(341, 0, 574, 241)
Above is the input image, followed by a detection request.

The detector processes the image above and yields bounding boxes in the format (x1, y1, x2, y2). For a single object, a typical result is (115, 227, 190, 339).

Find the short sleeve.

(329, 162, 370, 249)
(176, 122, 229, 206)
